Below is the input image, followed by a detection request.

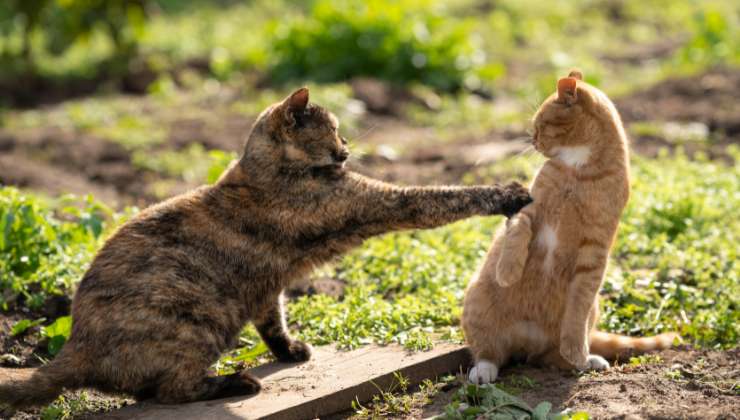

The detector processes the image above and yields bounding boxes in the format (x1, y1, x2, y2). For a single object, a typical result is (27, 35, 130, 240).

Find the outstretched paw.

(468, 360, 498, 384)
(278, 339, 312, 363)
(499, 182, 533, 218)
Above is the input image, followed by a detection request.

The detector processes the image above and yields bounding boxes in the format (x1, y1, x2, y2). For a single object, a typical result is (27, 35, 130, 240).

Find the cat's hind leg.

(539, 348, 609, 371)
(155, 369, 261, 404)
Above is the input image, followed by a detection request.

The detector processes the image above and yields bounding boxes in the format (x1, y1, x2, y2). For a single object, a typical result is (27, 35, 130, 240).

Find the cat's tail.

(0, 350, 81, 410)
(589, 330, 681, 360)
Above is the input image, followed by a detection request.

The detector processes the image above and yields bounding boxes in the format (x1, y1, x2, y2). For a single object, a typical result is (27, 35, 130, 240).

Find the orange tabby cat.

(462, 70, 680, 383)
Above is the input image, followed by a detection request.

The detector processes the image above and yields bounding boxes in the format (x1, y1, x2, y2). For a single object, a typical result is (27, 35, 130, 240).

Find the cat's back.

(74, 186, 223, 296)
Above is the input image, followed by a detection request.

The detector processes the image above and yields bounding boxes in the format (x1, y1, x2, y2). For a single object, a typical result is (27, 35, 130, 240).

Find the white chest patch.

(555, 146, 591, 168)
(537, 224, 558, 271)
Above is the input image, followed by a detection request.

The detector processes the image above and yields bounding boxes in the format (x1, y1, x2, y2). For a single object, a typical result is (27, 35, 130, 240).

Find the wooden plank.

(101, 343, 470, 420)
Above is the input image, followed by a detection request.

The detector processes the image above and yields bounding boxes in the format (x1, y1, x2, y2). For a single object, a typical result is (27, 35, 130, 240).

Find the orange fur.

(462, 71, 680, 382)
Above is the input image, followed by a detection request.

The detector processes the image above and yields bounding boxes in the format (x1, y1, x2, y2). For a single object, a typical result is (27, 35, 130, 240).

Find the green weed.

(628, 354, 663, 367)
(352, 372, 441, 419)
(0, 188, 117, 311)
(440, 383, 566, 420)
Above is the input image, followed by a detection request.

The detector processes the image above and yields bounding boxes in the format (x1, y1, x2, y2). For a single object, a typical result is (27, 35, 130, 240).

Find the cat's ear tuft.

(557, 77, 578, 103)
(287, 87, 309, 113)
(568, 69, 583, 80)
(275, 87, 309, 128)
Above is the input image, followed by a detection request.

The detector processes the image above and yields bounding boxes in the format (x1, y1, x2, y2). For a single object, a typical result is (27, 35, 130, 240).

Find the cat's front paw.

(277, 339, 312, 363)
(560, 336, 589, 369)
(584, 354, 609, 371)
(497, 182, 533, 218)
(495, 260, 522, 287)
(468, 359, 498, 384)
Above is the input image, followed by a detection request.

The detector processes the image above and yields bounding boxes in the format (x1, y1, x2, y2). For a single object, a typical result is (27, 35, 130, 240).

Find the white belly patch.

(511, 321, 548, 352)
(537, 224, 558, 271)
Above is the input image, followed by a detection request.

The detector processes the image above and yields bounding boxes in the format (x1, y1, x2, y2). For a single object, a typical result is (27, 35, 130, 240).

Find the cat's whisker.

(512, 145, 536, 158)
(350, 124, 378, 143)
(504, 136, 537, 159)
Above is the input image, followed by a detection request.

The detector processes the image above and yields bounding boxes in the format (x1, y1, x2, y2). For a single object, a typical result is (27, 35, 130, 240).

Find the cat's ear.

(557, 77, 578, 104)
(568, 69, 583, 80)
(276, 87, 310, 126)
(286, 87, 309, 113)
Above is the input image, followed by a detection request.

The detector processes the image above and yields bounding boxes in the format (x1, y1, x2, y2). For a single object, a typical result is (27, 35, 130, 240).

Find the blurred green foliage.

(1, 0, 737, 95)
(268, 0, 486, 91)
(0, 0, 147, 69)
(0, 187, 120, 311)
(676, 5, 740, 67)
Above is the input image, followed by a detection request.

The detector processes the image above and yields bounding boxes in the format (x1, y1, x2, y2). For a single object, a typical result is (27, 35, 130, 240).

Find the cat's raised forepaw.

(468, 359, 498, 384)
(277, 339, 312, 363)
(499, 182, 533, 218)
(584, 354, 609, 371)
(495, 260, 523, 287)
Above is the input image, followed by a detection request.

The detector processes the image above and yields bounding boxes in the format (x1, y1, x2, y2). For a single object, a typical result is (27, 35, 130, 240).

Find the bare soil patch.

(0, 129, 151, 206)
(617, 68, 740, 141)
(402, 348, 738, 420)
(616, 67, 740, 161)
(512, 347, 739, 419)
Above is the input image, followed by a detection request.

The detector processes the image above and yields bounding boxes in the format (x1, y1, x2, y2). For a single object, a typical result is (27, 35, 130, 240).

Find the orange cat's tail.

(589, 330, 681, 360)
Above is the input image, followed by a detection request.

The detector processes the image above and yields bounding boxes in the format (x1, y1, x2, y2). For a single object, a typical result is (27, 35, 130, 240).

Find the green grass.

(0, 188, 121, 311)
(4, 148, 736, 356)
(351, 373, 441, 419)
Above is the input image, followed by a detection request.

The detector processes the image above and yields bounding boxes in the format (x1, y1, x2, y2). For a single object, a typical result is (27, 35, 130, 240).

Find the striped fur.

(462, 70, 679, 383)
(0, 88, 532, 409)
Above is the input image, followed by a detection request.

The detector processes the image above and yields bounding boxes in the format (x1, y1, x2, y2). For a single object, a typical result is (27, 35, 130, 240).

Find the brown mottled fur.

(0, 88, 531, 409)
(462, 71, 679, 383)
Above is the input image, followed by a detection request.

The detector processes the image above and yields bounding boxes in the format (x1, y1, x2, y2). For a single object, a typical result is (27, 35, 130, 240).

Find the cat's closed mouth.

(311, 162, 346, 178)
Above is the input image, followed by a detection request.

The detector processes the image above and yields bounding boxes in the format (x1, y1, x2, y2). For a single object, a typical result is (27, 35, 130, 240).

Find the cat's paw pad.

(468, 360, 498, 384)
(278, 340, 312, 363)
(585, 354, 609, 371)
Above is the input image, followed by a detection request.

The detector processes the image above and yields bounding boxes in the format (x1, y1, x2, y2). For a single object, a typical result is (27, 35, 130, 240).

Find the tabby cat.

(0, 88, 531, 409)
(462, 71, 679, 384)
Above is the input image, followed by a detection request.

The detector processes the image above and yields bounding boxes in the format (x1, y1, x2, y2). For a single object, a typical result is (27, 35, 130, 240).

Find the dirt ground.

(1, 68, 739, 419)
(1, 68, 737, 208)
(407, 347, 739, 420)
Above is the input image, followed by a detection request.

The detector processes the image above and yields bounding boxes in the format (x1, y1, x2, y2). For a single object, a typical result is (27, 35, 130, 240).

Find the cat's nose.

(334, 150, 349, 162)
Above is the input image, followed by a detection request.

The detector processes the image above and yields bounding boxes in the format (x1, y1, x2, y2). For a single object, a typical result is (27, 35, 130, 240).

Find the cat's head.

(244, 88, 349, 177)
(532, 70, 622, 163)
